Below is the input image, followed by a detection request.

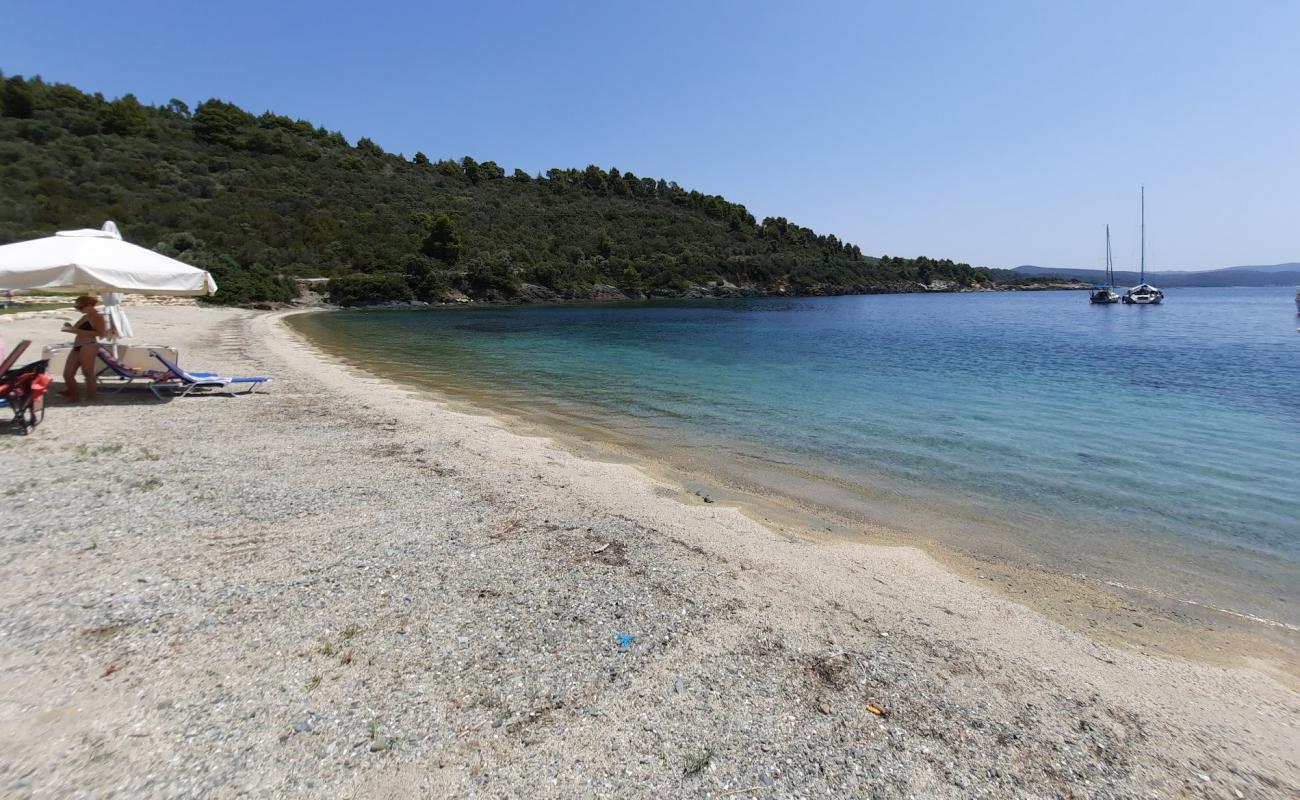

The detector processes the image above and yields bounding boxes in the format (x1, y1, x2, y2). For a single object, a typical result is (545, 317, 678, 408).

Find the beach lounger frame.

(97, 347, 221, 393)
(95, 347, 179, 393)
(147, 350, 271, 399)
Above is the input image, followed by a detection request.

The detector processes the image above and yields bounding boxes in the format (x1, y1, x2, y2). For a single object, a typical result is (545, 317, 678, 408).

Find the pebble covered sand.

(1, 305, 1297, 798)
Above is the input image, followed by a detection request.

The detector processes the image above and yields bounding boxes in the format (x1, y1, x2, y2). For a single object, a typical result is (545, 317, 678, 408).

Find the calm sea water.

(291, 288, 1300, 629)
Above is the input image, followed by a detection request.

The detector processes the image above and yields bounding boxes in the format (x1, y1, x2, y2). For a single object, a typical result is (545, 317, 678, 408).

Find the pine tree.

(421, 213, 463, 265)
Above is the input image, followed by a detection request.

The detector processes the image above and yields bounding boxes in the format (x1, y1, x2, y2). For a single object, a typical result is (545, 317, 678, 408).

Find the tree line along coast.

(1, 72, 1069, 307)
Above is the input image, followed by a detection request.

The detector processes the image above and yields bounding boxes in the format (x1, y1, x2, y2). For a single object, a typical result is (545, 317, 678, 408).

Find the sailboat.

(1123, 186, 1164, 305)
(1089, 225, 1121, 304)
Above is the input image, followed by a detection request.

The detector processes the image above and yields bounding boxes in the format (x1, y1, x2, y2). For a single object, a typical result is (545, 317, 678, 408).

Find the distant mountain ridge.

(1011, 263, 1300, 287)
(1218, 263, 1300, 274)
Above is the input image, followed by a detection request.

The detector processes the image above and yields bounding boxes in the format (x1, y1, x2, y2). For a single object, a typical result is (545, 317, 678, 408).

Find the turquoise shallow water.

(291, 288, 1300, 629)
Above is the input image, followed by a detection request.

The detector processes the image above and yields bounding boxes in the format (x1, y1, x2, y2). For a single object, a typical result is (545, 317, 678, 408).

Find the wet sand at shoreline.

(289, 311, 1300, 682)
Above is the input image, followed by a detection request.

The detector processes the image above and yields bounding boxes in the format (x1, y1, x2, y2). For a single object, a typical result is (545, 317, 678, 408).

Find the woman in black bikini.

(60, 295, 107, 401)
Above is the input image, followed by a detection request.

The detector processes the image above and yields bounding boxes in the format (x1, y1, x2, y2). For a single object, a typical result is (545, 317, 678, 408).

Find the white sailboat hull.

(1123, 284, 1163, 305)
(1124, 293, 1161, 305)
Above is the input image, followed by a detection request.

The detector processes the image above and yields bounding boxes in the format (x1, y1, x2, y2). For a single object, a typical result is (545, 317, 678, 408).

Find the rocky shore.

(1, 305, 1295, 798)
(326, 278, 1091, 309)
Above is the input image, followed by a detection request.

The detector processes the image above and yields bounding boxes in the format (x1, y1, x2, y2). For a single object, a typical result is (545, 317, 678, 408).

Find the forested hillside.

(0, 73, 993, 305)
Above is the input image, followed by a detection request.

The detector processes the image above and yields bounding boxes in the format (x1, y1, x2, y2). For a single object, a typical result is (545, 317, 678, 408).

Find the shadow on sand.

(5, 379, 261, 436)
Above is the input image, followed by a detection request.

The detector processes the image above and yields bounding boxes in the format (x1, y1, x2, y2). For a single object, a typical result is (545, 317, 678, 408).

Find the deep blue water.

(291, 288, 1300, 626)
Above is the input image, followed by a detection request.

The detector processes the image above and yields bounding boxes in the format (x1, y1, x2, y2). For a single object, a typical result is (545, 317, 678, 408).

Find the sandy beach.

(2, 303, 1297, 799)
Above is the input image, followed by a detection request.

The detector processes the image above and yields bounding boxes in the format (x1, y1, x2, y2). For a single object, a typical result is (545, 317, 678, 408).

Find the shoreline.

(4, 304, 1298, 797)
(292, 282, 1296, 314)
(328, 280, 1093, 309)
(285, 308, 1300, 681)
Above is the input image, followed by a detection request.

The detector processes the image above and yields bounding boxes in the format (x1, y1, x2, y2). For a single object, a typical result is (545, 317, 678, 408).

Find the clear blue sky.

(3, 0, 1296, 269)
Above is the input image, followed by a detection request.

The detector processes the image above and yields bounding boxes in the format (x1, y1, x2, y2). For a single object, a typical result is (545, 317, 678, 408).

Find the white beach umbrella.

(68, 224, 133, 341)
(0, 221, 215, 345)
(0, 221, 217, 298)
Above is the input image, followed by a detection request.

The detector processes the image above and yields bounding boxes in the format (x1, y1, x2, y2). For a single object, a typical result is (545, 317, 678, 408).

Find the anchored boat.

(1123, 186, 1164, 305)
(1089, 225, 1121, 304)
(1125, 284, 1163, 305)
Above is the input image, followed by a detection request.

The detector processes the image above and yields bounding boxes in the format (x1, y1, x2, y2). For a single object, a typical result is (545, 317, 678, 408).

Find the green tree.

(582, 164, 606, 192)
(421, 212, 463, 265)
(402, 255, 447, 301)
(193, 99, 256, 147)
(463, 251, 518, 296)
(1, 77, 35, 119)
(101, 94, 150, 136)
(461, 155, 482, 183)
(596, 230, 614, 258)
(412, 151, 430, 165)
(619, 266, 642, 288)
(175, 247, 296, 306)
(326, 274, 414, 306)
(356, 137, 385, 156)
(608, 167, 627, 196)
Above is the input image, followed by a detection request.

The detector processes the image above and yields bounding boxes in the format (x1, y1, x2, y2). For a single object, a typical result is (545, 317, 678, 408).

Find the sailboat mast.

(1140, 185, 1145, 283)
(1106, 224, 1112, 286)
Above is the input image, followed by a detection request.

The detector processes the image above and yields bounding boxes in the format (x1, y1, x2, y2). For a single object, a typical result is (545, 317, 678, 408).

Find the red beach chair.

(0, 359, 52, 434)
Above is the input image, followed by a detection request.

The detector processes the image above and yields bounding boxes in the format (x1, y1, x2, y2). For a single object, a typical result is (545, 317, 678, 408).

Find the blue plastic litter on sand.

(615, 632, 635, 651)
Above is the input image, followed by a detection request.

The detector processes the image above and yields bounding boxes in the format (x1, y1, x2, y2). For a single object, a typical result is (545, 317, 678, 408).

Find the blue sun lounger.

(148, 350, 271, 399)
(95, 347, 218, 393)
